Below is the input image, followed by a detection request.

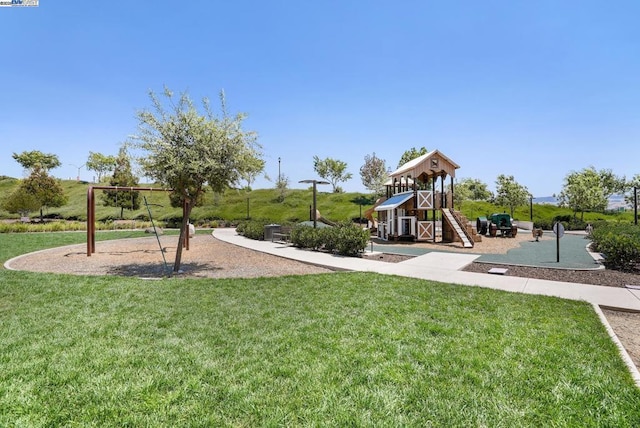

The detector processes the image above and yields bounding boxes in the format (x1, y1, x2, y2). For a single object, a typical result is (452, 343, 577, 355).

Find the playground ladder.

(442, 208, 474, 248)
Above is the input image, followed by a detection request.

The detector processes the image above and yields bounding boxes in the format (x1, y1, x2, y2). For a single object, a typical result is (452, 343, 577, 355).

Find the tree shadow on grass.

(106, 262, 222, 278)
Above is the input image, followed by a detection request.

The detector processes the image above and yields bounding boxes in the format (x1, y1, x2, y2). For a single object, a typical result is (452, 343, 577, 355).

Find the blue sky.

(2, 1, 639, 197)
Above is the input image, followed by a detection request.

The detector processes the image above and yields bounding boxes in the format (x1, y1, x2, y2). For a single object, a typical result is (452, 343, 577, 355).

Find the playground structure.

(372, 150, 480, 248)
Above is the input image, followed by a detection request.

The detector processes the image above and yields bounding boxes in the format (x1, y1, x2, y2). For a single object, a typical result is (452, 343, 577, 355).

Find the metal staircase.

(442, 208, 474, 248)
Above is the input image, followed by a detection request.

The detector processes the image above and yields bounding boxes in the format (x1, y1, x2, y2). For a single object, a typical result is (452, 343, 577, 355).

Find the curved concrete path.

(214, 228, 640, 311)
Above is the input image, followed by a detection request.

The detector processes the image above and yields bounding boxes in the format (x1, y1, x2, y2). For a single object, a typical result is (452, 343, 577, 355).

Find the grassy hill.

(0, 176, 635, 228)
(0, 177, 374, 225)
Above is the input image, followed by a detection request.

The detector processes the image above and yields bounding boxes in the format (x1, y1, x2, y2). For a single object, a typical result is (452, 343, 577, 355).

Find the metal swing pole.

(87, 185, 174, 256)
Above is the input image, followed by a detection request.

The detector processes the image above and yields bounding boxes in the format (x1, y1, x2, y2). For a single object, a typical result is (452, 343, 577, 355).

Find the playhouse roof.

(389, 149, 460, 180)
(374, 191, 414, 211)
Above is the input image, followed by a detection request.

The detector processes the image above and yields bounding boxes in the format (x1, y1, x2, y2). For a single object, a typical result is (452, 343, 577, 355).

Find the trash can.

(264, 224, 281, 241)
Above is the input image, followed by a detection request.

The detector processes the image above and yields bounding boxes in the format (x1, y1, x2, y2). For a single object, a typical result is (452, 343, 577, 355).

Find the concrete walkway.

(214, 228, 640, 311)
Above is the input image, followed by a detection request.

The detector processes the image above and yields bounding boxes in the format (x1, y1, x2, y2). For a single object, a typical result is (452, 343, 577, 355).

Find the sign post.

(552, 222, 565, 263)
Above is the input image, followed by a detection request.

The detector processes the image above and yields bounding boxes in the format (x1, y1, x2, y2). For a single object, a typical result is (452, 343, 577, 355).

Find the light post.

(354, 195, 368, 226)
(299, 179, 329, 228)
(278, 157, 281, 185)
(69, 163, 85, 181)
(529, 195, 533, 222)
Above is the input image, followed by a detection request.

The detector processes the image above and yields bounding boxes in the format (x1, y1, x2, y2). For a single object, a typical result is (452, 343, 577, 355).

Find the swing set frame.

(86, 185, 191, 257)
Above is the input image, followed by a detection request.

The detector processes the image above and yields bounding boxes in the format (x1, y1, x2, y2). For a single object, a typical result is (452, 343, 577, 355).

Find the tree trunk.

(173, 204, 193, 273)
(40, 208, 44, 222)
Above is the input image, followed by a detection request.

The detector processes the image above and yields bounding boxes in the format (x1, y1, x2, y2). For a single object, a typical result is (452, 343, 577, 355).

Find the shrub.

(291, 222, 369, 256)
(534, 218, 554, 230)
(321, 227, 339, 253)
(536, 217, 588, 231)
(161, 216, 183, 228)
(334, 223, 369, 256)
(590, 223, 640, 271)
(236, 220, 270, 240)
(291, 225, 323, 250)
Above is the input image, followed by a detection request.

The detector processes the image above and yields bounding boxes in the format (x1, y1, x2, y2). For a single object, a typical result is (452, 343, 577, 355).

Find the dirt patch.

(5, 233, 334, 279)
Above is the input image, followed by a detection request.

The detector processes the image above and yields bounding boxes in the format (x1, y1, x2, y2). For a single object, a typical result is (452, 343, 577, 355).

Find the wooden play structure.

(368, 150, 481, 248)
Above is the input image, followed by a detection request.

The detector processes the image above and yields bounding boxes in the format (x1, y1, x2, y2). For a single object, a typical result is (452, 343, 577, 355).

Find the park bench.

(272, 226, 292, 243)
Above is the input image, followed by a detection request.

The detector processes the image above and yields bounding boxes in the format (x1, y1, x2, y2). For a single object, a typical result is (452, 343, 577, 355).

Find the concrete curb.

(593, 304, 640, 388)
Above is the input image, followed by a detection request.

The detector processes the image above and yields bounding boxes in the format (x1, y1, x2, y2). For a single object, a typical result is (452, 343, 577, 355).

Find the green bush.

(236, 219, 270, 240)
(291, 225, 323, 250)
(534, 218, 554, 230)
(320, 227, 339, 253)
(590, 223, 640, 271)
(161, 215, 184, 228)
(334, 223, 369, 256)
(536, 216, 588, 231)
(291, 223, 369, 256)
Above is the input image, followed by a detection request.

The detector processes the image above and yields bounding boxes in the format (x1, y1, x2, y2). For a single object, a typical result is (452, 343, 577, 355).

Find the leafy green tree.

(312, 156, 353, 193)
(132, 87, 261, 273)
(275, 173, 290, 203)
(460, 178, 493, 201)
(397, 146, 428, 168)
(239, 154, 265, 190)
(12, 150, 61, 173)
(1, 185, 40, 217)
(86, 151, 117, 182)
(599, 168, 626, 198)
(21, 165, 68, 221)
(102, 147, 140, 219)
(494, 174, 530, 218)
(624, 173, 640, 208)
(558, 166, 625, 220)
(449, 178, 492, 208)
(359, 152, 388, 196)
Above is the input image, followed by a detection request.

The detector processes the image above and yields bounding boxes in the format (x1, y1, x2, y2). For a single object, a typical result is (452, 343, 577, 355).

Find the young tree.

(132, 87, 261, 273)
(599, 168, 626, 196)
(12, 150, 61, 173)
(624, 173, 640, 207)
(275, 173, 290, 203)
(494, 174, 530, 218)
(102, 147, 140, 219)
(21, 165, 68, 221)
(448, 178, 492, 208)
(86, 151, 117, 182)
(459, 178, 493, 201)
(239, 154, 265, 190)
(557, 166, 624, 220)
(397, 146, 428, 168)
(1, 186, 40, 218)
(312, 156, 353, 193)
(359, 152, 388, 196)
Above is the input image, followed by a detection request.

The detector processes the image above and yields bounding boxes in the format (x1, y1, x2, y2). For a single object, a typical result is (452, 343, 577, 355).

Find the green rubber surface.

(372, 231, 601, 270)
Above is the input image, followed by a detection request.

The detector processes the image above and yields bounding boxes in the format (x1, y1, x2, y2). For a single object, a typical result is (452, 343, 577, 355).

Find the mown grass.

(1, 232, 640, 426)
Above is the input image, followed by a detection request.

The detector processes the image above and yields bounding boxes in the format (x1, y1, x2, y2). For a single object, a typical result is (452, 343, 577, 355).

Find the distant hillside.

(532, 196, 557, 205)
(0, 177, 374, 224)
(1, 177, 635, 226)
(533, 195, 632, 211)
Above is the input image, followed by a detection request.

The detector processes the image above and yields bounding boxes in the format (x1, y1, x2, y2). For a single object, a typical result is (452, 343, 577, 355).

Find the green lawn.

(1, 232, 639, 426)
